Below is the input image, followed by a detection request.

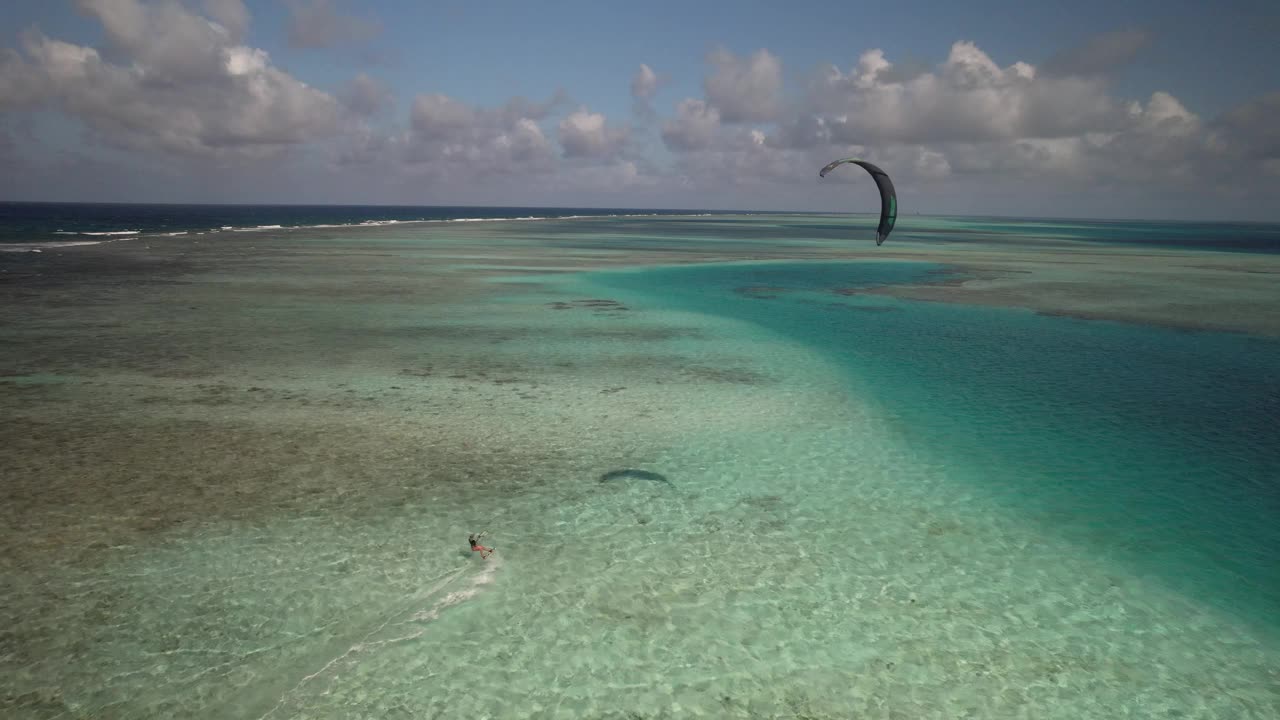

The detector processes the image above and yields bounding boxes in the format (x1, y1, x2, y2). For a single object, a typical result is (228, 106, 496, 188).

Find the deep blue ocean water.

(902, 216, 1280, 253)
(589, 260, 1280, 636)
(0, 202, 708, 245)
(1, 202, 1278, 253)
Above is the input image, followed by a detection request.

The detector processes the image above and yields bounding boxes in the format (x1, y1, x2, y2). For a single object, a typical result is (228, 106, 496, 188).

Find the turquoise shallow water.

(586, 259, 1280, 638)
(4, 217, 1280, 718)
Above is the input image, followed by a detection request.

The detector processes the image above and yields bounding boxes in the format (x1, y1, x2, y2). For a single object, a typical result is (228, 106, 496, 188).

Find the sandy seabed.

(2, 216, 1277, 718)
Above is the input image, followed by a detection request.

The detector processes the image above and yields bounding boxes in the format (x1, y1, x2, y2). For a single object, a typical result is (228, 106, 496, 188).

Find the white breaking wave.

(10, 212, 734, 252)
(446, 217, 528, 222)
(0, 240, 108, 252)
(207, 212, 723, 234)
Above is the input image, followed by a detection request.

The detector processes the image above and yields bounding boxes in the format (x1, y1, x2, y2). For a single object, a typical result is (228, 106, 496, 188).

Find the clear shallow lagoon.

(587, 260, 1280, 634)
(2, 213, 1278, 718)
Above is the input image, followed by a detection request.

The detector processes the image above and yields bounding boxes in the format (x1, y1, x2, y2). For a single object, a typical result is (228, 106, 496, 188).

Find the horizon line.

(0, 199, 1273, 227)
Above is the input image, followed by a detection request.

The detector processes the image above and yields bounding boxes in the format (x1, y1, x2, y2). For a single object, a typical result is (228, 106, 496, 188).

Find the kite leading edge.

(819, 158, 897, 245)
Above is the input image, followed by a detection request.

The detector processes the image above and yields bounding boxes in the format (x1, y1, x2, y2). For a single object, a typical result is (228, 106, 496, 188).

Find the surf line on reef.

(256, 557, 502, 719)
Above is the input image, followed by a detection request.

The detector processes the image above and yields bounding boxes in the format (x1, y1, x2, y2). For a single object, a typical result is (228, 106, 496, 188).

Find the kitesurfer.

(468, 532, 495, 559)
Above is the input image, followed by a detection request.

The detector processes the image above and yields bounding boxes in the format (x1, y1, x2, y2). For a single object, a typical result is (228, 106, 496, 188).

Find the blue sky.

(1, 0, 1278, 219)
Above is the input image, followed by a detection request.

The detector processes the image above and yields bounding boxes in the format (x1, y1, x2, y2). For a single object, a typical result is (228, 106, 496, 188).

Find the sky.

(1, 0, 1278, 219)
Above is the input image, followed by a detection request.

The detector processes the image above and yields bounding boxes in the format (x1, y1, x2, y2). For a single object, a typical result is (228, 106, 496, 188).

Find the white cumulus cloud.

(339, 73, 394, 117)
(800, 41, 1122, 145)
(403, 93, 559, 179)
(558, 108, 628, 158)
(631, 64, 659, 100)
(704, 48, 782, 123)
(2, 0, 342, 159)
(203, 0, 250, 42)
(661, 98, 722, 151)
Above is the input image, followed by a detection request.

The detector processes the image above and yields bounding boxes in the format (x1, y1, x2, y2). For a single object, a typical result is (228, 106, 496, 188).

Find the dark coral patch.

(546, 298, 630, 312)
(733, 285, 790, 299)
